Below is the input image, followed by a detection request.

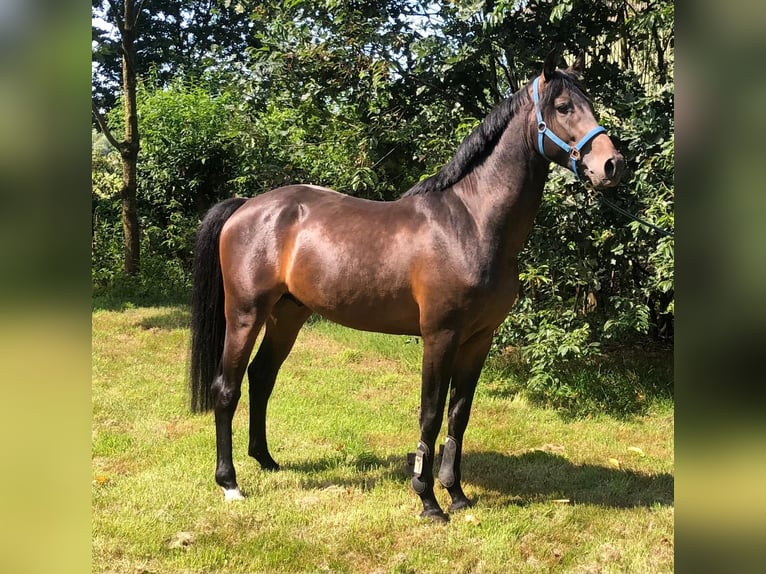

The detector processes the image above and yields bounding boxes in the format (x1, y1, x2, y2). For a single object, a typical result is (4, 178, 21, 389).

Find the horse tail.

(189, 197, 248, 413)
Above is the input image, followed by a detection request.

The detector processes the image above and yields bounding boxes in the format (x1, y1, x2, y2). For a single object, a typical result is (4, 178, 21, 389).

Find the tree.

(92, 0, 258, 111)
(92, 0, 261, 275)
(92, 0, 143, 275)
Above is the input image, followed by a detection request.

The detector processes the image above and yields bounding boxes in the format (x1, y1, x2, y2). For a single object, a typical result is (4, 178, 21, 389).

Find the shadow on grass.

(461, 450, 673, 509)
(91, 293, 192, 330)
(283, 453, 407, 492)
(91, 278, 191, 311)
(137, 307, 191, 330)
(279, 450, 672, 510)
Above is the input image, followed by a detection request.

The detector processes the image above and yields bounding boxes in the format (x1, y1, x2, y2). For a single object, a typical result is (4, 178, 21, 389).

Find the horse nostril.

(604, 155, 625, 181)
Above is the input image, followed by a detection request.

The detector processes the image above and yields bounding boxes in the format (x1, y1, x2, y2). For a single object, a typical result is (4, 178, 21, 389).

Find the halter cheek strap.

(532, 76, 607, 176)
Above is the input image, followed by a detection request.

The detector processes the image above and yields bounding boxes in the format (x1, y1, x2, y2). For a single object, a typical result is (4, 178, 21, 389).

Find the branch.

(387, 57, 448, 99)
(503, 47, 520, 81)
(106, 0, 125, 35)
(91, 100, 123, 152)
(495, 54, 516, 93)
(132, 0, 146, 28)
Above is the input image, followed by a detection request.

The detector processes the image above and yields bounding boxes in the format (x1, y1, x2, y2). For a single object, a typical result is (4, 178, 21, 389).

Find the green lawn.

(92, 306, 673, 573)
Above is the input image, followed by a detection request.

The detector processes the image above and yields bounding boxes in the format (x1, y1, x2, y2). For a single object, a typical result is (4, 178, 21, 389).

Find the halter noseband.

(532, 76, 606, 177)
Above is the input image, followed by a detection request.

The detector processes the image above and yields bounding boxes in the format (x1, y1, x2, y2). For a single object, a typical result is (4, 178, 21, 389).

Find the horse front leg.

(438, 331, 493, 512)
(411, 329, 459, 522)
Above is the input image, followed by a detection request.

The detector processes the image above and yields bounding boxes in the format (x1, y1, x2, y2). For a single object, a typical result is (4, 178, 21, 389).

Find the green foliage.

(491, 299, 601, 410)
(92, 0, 260, 111)
(92, 77, 259, 300)
(250, 98, 388, 198)
(91, 137, 123, 294)
(91, 190, 190, 309)
(136, 77, 258, 268)
(488, 297, 672, 417)
(523, 313, 599, 391)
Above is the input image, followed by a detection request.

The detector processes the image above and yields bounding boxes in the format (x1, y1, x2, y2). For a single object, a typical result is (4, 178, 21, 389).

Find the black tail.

(189, 197, 248, 412)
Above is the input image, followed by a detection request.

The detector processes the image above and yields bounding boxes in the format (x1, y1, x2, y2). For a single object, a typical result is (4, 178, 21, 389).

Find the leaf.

(464, 514, 480, 526)
(627, 446, 645, 456)
(608, 457, 622, 469)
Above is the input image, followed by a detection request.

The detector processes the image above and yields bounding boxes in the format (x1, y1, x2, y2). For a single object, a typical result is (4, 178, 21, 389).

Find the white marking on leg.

(223, 487, 245, 501)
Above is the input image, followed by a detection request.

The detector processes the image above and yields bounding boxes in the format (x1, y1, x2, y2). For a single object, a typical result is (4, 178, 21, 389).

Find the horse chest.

(459, 258, 520, 329)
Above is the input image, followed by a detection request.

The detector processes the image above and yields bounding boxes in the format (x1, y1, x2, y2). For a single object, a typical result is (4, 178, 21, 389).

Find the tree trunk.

(92, 1, 142, 276)
(120, 148, 140, 275)
(120, 3, 140, 275)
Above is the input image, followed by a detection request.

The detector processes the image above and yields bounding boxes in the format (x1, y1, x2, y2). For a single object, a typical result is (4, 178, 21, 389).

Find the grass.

(92, 306, 674, 574)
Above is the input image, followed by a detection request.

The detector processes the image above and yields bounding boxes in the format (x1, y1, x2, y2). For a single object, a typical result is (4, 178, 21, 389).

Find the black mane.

(402, 69, 586, 196)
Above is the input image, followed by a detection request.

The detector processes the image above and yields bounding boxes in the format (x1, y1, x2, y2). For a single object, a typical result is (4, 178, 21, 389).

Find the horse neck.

(452, 109, 549, 256)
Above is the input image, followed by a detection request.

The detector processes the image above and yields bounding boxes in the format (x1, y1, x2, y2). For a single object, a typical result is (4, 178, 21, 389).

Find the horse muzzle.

(601, 152, 626, 187)
(583, 149, 626, 189)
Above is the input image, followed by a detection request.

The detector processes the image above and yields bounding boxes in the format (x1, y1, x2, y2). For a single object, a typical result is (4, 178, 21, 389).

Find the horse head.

(532, 50, 625, 189)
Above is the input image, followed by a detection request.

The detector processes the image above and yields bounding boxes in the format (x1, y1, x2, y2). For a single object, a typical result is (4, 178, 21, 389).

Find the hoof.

(448, 497, 475, 513)
(259, 460, 280, 472)
(223, 487, 245, 501)
(420, 508, 450, 523)
(250, 450, 280, 471)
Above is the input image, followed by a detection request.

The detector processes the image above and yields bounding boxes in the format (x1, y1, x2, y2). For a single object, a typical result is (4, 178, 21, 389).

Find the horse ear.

(571, 52, 586, 75)
(543, 48, 559, 81)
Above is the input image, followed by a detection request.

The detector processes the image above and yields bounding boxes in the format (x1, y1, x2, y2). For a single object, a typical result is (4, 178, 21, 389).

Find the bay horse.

(189, 51, 625, 521)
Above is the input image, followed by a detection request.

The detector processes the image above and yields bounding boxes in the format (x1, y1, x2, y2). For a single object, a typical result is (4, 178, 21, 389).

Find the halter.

(532, 76, 606, 177)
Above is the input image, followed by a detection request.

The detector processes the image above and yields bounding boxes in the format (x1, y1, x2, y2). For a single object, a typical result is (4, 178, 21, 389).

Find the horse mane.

(402, 69, 585, 196)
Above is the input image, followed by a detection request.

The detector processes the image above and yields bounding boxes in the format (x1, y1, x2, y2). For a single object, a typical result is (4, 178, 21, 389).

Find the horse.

(188, 51, 625, 522)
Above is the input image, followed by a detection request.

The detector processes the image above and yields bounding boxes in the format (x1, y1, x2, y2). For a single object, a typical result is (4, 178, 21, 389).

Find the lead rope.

(599, 195, 673, 238)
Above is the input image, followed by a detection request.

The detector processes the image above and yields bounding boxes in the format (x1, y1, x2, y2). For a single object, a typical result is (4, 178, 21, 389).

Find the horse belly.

(295, 285, 422, 336)
(316, 301, 422, 336)
(286, 248, 422, 336)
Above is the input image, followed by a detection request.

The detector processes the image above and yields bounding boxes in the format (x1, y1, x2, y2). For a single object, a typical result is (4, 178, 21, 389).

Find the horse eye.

(556, 103, 571, 114)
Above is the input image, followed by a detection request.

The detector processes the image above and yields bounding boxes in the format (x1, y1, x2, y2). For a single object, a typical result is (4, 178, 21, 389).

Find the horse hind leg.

(213, 298, 272, 501)
(247, 296, 312, 471)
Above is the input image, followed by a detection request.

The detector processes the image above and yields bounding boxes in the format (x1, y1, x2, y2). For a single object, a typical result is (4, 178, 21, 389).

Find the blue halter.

(532, 76, 606, 177)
